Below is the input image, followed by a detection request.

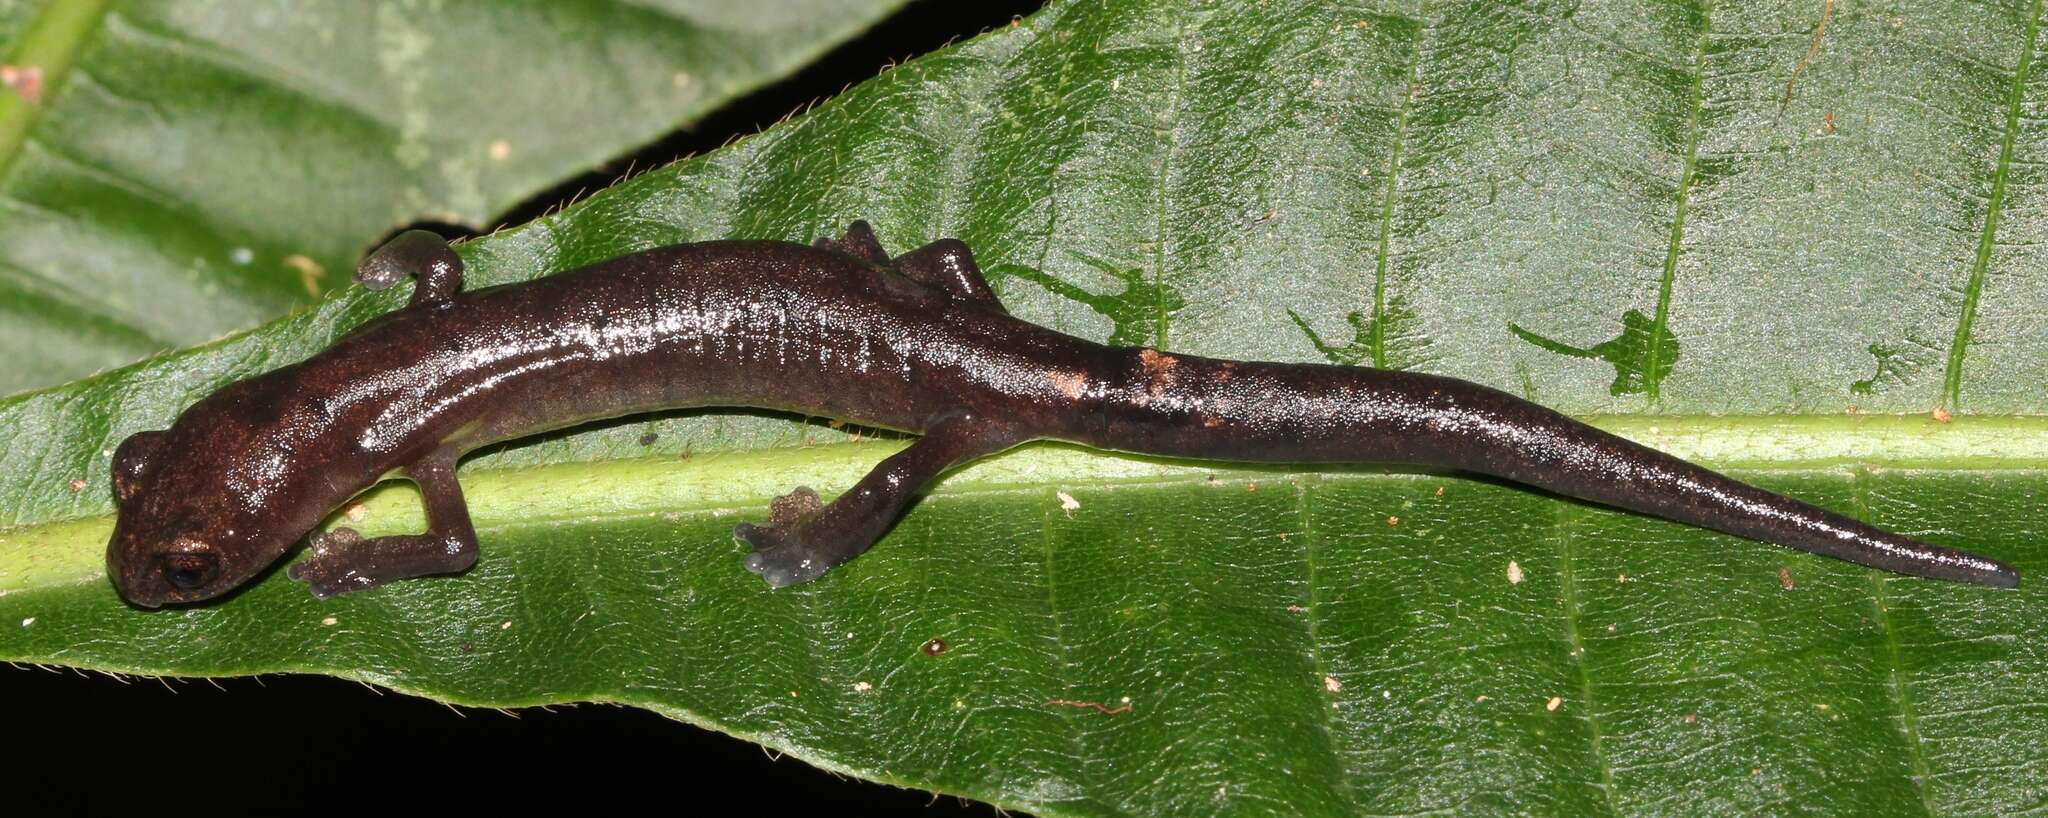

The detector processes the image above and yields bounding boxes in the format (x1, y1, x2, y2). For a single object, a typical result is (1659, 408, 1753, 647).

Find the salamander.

(105, 222, 2019, 607)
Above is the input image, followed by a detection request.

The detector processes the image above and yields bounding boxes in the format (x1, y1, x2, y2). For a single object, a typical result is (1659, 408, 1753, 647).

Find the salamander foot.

(735, 487, 839, 588)
(288, 527, 382, 598)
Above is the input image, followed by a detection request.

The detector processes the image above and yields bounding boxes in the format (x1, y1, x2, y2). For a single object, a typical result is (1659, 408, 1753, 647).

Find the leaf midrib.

(0, 0, 114, 181)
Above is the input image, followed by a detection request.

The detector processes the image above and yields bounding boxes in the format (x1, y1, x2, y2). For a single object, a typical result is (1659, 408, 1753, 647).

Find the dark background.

(8, 2, 1040, 813)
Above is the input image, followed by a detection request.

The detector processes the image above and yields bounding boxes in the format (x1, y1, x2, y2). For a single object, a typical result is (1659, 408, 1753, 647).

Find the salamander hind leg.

(357, 229, 464, 307)
(813, 220, 891, 265)
(288, 455, 478, 598)
(892, 237, 1005, 313)
(735, 412, 1022, 588)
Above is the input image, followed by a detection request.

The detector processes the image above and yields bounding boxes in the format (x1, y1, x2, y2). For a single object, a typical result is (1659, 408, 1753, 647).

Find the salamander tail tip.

(1954, 554, 2021, 589)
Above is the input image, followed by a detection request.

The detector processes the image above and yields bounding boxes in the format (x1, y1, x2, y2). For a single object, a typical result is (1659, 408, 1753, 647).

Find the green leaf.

(6, 0, 2048, 815)
(0, 0, 912, 394)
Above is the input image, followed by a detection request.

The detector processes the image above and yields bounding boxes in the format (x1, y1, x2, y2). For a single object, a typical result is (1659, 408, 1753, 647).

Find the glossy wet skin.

(107, 222, 2018, 607)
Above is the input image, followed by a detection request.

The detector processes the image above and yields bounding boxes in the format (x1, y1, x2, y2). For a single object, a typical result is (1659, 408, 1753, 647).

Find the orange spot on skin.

(1048, 371, 1087, 400)
(1138, 348, 1178, 393)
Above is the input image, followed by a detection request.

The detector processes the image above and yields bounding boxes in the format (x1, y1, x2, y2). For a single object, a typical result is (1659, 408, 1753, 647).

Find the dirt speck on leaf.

(1, 64, 43, 103)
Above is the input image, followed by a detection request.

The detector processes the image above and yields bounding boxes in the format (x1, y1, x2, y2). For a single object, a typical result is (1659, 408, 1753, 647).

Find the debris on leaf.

(1, 64, 43, 103)
(1047, 698, 1132, 716)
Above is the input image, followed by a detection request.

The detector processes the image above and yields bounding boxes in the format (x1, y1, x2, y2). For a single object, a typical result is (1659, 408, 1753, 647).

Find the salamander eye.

(160, 551, 220, 591)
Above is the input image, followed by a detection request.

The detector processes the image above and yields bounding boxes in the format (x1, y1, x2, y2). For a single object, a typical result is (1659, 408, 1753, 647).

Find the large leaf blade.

(0, 0, 912, 394)
(6, 0, 2048, 815)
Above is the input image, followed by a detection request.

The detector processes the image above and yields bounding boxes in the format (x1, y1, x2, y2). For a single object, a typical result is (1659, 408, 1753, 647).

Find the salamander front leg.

(736, 412, 1020, 588)
(356, 229, 464, 307)
(289, 455, 479, 598)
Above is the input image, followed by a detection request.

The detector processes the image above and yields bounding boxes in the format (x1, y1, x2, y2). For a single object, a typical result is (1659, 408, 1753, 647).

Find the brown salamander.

(106, 222, 2018, 607)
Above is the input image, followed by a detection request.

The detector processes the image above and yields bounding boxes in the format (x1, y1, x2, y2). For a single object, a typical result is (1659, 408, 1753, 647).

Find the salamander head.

(105, 425, 296, 608)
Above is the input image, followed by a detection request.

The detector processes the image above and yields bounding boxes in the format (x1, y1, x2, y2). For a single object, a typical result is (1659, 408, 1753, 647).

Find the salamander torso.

(106, 222, 2018, 607)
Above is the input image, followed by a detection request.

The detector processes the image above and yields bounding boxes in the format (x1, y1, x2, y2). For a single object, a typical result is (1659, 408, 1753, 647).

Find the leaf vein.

(1643, 8, 1713, 405)
(1856, 468, 1939, 818)
(1149, 0, 1189, 352)
(1554, 503, 1619, 813)
(1938, 0, 2043, 410)
(1292, 477, 1361, 808)
(1368, 6, 1430, 370)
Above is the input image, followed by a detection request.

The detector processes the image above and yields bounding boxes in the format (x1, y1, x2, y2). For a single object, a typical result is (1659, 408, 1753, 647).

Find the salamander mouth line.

(16, 413, 2044, 597)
